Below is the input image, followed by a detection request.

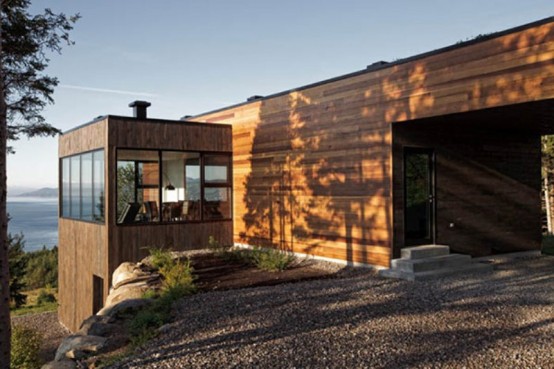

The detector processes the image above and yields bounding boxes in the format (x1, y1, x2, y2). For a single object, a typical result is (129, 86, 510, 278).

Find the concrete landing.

(379, 245, 493, 281)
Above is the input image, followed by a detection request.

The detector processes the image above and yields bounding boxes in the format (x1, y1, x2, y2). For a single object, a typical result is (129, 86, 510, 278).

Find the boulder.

(105, 280, 152, 307)
(54, 334, 107, 361)
(78, 315, 118, 337)
(97, 298, 153, 318)
(112, 262, 154, 288)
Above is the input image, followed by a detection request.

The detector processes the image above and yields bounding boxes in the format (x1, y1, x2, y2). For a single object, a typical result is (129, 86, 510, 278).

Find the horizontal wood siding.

(192, 21, 554, 266)
(58, 219, 107, 332)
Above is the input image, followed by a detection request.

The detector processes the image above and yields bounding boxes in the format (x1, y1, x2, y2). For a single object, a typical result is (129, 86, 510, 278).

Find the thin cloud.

(59, 84, 158, 98)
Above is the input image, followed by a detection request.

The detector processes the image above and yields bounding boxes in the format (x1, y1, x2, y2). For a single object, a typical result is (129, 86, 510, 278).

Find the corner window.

(116, 149, 231, 224)
(60, 149, 105, 222)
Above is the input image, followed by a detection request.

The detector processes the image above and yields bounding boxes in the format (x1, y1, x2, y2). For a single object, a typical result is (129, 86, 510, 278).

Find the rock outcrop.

(42, 259, 162, 368)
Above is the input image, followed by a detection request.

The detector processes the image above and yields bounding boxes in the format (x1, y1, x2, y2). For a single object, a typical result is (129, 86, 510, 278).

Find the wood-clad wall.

(59, 117, 232, 331)
(58, 219, 108, 331)
(107, 117, 232, 152)
(106, 117, 233, 274)
(191, 21, 554, 266)
(59, 119, 108, 331)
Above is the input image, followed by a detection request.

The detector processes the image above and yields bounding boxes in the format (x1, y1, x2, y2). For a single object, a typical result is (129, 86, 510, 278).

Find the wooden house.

(58, 103, 232, 331)
(59, 17, 554, 331)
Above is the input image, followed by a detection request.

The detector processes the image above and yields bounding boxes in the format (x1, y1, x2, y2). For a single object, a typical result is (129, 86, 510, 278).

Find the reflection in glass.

(405, 152, 431, 242)
(204, 187, 231, 219)
(81, 153, 93, 220)
(93, 151, 105, 221)
(204, 155, 229, 183)
(60, 150, 105, 223)
(70, 156, 80, 218)
(116, 150, 159, 224)
(62, 158, 70, 217)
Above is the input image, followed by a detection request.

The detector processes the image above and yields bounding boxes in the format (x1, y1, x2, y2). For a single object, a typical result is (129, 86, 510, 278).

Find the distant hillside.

(17, 187, 58, 198)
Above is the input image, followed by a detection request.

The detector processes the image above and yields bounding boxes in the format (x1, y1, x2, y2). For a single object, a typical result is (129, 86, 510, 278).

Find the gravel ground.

(109, 255, 553, 368)
(11, 311, 69, 362)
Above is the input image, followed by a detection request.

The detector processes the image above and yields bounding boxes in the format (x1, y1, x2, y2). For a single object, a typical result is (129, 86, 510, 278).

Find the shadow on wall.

(236, 23, 554, 265)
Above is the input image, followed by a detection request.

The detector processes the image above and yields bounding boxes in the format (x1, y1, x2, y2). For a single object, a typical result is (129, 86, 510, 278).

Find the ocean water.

(7, 197, 58, 252)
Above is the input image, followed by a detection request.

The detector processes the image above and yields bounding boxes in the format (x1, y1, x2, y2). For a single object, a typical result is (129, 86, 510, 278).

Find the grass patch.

(10, 287, 58, 316)
(222, 247, 296, 272)
(542, 235, 554, 255)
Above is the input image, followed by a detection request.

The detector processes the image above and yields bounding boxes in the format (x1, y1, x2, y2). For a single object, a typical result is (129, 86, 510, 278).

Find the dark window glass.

(62, 158, 70, 217)
(117, 150, 159, 224)
(204, 187, 231, 220)
(60, 149, 104, 223)
(185, 156, 201, 220)
(70, 156, 81, 218)
(81, 153, 93, 220)
(204, 155, 230, 184)
(93, 151, 105, 221)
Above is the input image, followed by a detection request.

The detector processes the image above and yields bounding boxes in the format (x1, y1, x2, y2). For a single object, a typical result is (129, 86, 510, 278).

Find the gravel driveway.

(111, 255, 553, 369)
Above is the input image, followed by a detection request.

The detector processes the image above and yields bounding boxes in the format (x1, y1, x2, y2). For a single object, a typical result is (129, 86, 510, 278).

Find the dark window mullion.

(158, 150, 162, 223)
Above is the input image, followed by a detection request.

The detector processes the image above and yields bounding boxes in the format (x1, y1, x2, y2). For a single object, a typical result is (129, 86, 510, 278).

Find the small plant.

(128, 247, 197, 348)
(208, 235, 231, 255)
(11, 325, 42, 369)
(147, 247, 174, 270)
(36, 288, 56, 305)
(250, 247, 296, 272)
(160, 259, 196, 295)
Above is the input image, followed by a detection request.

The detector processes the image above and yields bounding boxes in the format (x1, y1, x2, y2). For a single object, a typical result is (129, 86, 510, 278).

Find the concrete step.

(391, 253, 471, 273)
(379, 262, 493, 281)
(401, 245, 450, 260)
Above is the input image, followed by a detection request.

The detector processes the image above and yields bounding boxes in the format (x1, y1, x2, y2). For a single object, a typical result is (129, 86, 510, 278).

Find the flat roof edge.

(186, 16, 554, 121)
(61, 115, 232, 135)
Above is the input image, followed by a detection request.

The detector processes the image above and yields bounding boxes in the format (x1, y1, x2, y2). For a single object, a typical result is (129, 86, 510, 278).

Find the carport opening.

(392, 99, 554, 258)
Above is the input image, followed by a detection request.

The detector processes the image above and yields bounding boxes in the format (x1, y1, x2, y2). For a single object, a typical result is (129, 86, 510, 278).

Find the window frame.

(115, 147, 232, 226)
(59, 148, 105, 224)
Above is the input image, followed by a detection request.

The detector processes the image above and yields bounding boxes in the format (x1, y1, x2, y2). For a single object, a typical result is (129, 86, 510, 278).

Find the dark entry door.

(404, 148, 435, 245)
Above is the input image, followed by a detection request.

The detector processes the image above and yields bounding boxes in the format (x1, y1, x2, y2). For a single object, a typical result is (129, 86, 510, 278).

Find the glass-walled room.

(116, 149, 231, 224)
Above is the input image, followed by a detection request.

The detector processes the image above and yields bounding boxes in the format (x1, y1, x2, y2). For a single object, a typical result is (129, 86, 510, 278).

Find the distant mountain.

(17, 187, 58, 198)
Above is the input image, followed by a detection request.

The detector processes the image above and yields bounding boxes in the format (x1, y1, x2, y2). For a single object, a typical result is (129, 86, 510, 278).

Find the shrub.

(11, 325, 42, 369)
(147, 247, 174, 270)
(36, 288, 56, 305)
(250, 247, 296, 272)
(160, 259, 196, 295)
(24, 246, 58, 289)
(128, 247, 197, 348)
(8, 233, 28, 308)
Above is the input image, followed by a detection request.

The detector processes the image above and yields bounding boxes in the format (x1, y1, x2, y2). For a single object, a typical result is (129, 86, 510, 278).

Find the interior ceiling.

(395, 99, 554, 136)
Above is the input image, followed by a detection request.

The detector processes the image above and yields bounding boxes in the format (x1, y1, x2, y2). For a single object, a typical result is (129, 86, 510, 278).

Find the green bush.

(128, 247, 197, 348)
(147, 247, 174, 270)
(250, 247, 296, 272)
(8, 233, 28, 308)
(24, 246, 58, 290)
(36, 288, 56, 305)
(221, 247, 296, 272)
(11, 325, 42, 369)
(160, 259, 196, 294)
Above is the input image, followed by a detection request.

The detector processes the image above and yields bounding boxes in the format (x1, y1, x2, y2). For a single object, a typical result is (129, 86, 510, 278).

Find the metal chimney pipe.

(128, 100, 151, 119)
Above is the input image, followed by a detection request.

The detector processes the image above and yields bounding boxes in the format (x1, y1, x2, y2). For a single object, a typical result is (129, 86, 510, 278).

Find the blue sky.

(8, 0, 554, 190)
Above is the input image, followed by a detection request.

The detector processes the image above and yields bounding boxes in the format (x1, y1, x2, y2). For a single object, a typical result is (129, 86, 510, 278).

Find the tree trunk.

(545, 174, 553, 234)
(0, 0, 12, 366)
